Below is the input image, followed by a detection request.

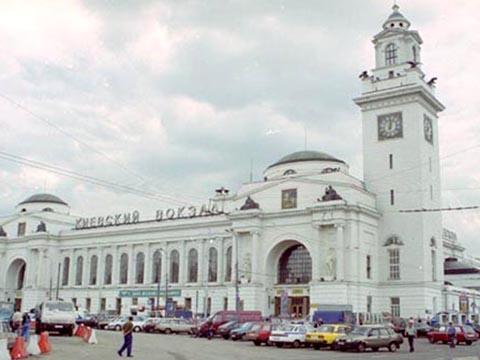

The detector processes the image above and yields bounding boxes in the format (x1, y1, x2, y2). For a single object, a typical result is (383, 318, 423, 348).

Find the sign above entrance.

(119, 289, 181, 298)
(75, 203, 223, 230)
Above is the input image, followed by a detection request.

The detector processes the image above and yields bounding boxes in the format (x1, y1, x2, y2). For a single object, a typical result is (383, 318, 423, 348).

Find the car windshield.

(317, 325, 334, 333)
(239, 322, 252, 330)
(45, 302, 74, 312)
(351, 326, 370, 336)
(250, 324, 261, 332)
(464, 325, 475, 334)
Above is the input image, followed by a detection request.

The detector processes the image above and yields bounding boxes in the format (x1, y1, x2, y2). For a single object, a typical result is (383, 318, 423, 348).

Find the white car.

(155, 318, 193, 334)
(107, 316, 146, 332)
(269, 324, 314, 348)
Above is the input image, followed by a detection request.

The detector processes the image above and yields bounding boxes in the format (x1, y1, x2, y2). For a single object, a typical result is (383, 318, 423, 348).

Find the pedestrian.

(117, 316, 134, 357)
(405, 319, 416, 352)
(447, 322, 456, 348)
(21, 312, 30, 342)
(11, 309, 23, 335)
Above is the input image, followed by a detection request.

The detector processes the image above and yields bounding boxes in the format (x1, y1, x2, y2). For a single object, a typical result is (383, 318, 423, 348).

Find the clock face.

(424, 115, 433, 144)
(378, 112, 403, 140)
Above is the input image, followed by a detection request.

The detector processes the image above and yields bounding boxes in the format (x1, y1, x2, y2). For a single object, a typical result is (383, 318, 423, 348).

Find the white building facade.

(0, 5, 478, 320)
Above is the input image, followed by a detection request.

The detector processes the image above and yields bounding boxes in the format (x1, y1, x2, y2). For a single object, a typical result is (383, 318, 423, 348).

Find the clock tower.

(354, 5, 445, 316)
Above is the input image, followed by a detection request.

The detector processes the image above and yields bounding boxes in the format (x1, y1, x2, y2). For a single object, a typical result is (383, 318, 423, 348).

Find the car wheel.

(115, 325, 122, 331)
(223, 335, 229, 340)
(357, 343, 365, 352)
(254, 340, 261, 346)
(292, 340, 301, 348)
(275, 342, 283, 348)
(133, 326, 141, 333)
(165, 328, 172, 334)
(388, 342, 397, 352)
(266, 340, 273, 346)
(371, 347, 378, 352)
(428, 337, 434, 344)
(466, 340, 472, 346)
(313, 344, 320, 350)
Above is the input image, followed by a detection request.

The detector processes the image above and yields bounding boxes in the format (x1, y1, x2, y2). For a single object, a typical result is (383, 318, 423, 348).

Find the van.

(35, 301, 76, 336)
(196, 311, 262, 337)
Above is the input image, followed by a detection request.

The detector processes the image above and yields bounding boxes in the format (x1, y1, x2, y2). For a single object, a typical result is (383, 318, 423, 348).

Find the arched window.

(188, 249, 198, 283)
(62, 257, 70, 286)
(278, 245, 312, 284)
(170, 250, 179, 284)
(89, 255, 98, 285)
(17, 263, 26, 290)
(225, 246, 232, 282)
(152, 250, 162, 283)
(385, 43, 397, 65)
(75, 256, 84, 286)
(135, 252, 145, 284)
(119, 253, 128, 284)
(208, 247, 218, 282)
(104, 255, 113, 285)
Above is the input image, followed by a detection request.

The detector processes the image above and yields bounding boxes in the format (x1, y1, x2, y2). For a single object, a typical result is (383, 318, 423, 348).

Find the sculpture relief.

(326, 248, 337, 280)
(320, 185, 343, 202)
(242, 252, 252, 282)
(240, 196, 260, 210)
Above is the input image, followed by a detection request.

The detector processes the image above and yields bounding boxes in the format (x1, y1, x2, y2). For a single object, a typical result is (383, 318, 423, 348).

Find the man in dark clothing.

(118, 317, 134, 357)
(405, 319, 416, 352)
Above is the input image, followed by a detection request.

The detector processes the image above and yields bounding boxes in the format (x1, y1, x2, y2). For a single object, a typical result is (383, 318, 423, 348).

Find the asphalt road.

(47, 331, 480, 360)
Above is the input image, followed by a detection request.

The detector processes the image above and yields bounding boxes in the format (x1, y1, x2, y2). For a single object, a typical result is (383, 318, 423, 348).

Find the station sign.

(119, 289, 181, 298)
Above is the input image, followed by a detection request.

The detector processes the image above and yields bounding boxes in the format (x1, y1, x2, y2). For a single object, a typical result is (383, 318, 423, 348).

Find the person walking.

(405, 319, 416, 352)
(117, 317, 134, 357)
(447, 322, 456, 349)
(11, 309, 23, 335)
(21, 312, 30, 342)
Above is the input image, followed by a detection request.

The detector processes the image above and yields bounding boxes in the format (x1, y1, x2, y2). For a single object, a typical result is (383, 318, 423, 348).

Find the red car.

(428, 325, 478, 345)
(196, 311, 262, 337)
(244, 323, 272, 346)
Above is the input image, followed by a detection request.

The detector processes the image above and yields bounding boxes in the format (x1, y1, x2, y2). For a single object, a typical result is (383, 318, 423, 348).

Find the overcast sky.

(1, 0, 479, 255)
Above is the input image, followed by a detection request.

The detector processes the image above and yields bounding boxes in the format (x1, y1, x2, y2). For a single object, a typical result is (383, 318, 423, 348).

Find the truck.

(312, 304, 354, 325)
(35, 300, 76, 336)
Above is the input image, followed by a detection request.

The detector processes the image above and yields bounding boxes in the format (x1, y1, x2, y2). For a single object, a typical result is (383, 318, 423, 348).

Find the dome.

(268, 150, 345, 169)
(383, 4, 411, 30)
(18, 193, 68, 206)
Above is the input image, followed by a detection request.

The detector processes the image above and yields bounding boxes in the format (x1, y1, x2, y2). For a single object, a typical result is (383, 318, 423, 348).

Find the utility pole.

(55, 262, 61, 300)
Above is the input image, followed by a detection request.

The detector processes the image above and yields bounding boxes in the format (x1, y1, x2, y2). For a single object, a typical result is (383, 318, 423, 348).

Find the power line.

(0, 150, 192, 206)
(398, 206, 479, 213)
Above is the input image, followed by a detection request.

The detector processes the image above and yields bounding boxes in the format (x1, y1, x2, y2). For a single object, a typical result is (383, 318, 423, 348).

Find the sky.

(0, 0, 479, 254)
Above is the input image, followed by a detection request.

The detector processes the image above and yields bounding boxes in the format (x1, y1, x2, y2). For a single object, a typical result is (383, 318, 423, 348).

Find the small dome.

(383, 4, 411, 30)
(268, 150, 345, 169)
(18, 193, 68, 206)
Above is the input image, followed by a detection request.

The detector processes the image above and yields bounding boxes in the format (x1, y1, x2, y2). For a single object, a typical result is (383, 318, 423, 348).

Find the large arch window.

(104, 255, 113, 285)
(208, 247, 218, 282)
(225, 246, 232, 282)
(75, 256, 84, 286)
(277, 244, 312, 284)
(170, 250, 180, 284)
(152, 250, 162, 283)
(89, 255, 98, 286)
(385, 43, 397, 65)
(62, 257, 70, 286)
(188, 249, 198, 283)
(135, 252, 145, 284)
(119, 253, 129, 284)
(17, 263, 26, 290)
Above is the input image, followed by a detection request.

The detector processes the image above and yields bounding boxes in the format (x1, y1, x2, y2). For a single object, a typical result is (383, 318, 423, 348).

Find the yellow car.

(305, 324, 352, 349)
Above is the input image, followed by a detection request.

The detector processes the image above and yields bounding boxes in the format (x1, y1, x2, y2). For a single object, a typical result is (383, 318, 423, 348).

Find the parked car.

(156, 318, 193, 334)
(335, 325, 403, 352)
(107, 316, 146, 332)
(269, 324, 314, 348)
(305, 324, 352, 349)
(76, 313, 98, 328)
(244, 323, 272, 346)
(217, 321, 238, 339)
(0, 321, 15, 350)
(35, 301, 76, 336)
(427, 325, 478, 345)
(195, 311, 262, 337)
(413, 322, 433, 337)
(97, 313, 118, 329)
(230, 322, 258, 341)
(143, 318, 164, 333)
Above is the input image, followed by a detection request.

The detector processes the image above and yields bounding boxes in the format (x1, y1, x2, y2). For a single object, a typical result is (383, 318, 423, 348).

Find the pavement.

(47, 330, 480, 360)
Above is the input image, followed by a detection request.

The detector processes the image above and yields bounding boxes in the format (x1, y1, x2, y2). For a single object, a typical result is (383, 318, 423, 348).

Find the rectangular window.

(132, 297, 138, 306)
(281, 189, 297, 209)
(366, 255, 372, 279)
(100, 298, 106, 312)
(367, 295, 372, 313)
(207, 297, 212, 317)
(432, 250, 437, 281)
(390, 190, 395, 206)
(72, 298, 77, 308)
(116, 298, 122, 315)
(389, 154, 393, 169)
(184, 297, 192, 311)
(223, 297, 228, 311)
(17, 222, 26, 237)
(86, 298, 91, 312)
(388, 248, 400, 280)
(391, 297, 400, 317)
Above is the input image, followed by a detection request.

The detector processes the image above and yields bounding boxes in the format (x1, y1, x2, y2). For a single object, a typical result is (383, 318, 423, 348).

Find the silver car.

(155, 318, 193, 334)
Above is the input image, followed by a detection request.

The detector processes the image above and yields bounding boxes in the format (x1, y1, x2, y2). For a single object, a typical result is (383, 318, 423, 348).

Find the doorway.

(274, 296, 310, 318)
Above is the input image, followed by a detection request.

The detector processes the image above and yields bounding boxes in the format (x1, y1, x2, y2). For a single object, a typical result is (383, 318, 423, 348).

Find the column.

(36, 248, 44, 287)
(69, 250, 75, 287)
(251, 231, 259, 283)
(180, 240, 187, 285)
(83, 249, 89, 287)
(161, 245, 168, 287)
(200, 239, 207, 285)
(112, 246, 119, 285)
(218, 238, 225, 285)
(25, 248, 36, 288)
(144, 243, 151, 285)
(98, 247, 105, 287)
(128, 245, 134, 285)
(335, 224, 345, 281)
(350, 220, 359, 282)
(232, 232, 238, 286)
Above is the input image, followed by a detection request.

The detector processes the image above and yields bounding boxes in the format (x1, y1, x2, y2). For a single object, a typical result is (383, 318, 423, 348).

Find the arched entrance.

(5, 259, 27, 311)
(266, 240, 312, 318)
